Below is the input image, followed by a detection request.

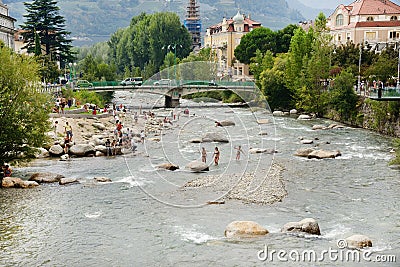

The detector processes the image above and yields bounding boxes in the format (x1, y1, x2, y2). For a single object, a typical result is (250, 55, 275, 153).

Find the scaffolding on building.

(184, 0, 202, 50)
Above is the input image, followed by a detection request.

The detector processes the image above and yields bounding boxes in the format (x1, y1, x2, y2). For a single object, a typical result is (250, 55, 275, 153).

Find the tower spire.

(184, 0, 202, 50)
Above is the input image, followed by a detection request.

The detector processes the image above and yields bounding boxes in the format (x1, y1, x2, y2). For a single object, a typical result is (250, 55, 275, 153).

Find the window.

(366, 32, 376, 40)
(389, 31, 400, 39)
(391, 16, 398, 21)
(336, 14, 344, 26)
(367, 16, 374, 21)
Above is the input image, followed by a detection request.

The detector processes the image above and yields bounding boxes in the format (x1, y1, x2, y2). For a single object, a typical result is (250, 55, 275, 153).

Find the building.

(204, 11, 261, 79)
(14, 29, 28, 55)
(184, 0, 202, 50)
(0, 0, 16, 49)
(327, 0, 400, 47)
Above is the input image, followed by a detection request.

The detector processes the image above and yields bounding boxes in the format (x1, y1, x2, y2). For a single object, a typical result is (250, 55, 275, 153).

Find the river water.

(0, 92, 399, 266)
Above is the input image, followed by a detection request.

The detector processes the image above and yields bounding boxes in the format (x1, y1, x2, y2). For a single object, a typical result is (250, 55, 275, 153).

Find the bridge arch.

(141, 61, 268, 109)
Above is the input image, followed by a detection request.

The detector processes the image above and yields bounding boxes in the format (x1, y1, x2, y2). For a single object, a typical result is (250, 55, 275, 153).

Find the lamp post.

(162, 45, 170, 80)
(169, 44, 182, 81)
(358, 43, 362, 94)
(397, 47, 400, 90)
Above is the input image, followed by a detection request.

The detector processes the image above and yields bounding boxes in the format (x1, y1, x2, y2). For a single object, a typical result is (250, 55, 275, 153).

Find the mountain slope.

(286, 0, 333, 20)
(5, 0, 305, 45)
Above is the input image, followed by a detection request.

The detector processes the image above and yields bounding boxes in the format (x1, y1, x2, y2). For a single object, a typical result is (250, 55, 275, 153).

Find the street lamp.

(358, 42, 369, 95)
(358, 43, 362, 94)
(168, 44, 182, 80)
(162, 45, 171, 80)
(397, 46, 400, 89)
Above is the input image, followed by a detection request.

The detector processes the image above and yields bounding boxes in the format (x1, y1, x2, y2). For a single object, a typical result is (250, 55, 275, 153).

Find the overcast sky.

(297, 0, 400, 9)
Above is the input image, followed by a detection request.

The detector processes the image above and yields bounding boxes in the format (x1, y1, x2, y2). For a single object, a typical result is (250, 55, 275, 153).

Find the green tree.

(329, 69, 359, 121)
(285, 27, 315, 94)
(109, 12, 192, 75)
(259, 53, 293, 110)
(235, 24, 298, 64)
(0, 44, 51, 164)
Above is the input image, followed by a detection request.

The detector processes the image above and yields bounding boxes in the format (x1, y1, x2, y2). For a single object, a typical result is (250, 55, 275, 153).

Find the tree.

(285, 27, 315, 93)
(109, 12, 192, 75)
(21, 0, 74, 65)
(259, 53, 294, 110)
(0, 44, 51, 164)
(329, 69, 359, 121)
(235, 24, 299, 64)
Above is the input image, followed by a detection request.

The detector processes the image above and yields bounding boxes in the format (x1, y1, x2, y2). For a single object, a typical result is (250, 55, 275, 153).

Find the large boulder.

(189, 138, 203, 143)
(345, 234, 372, 249)
(157, 163, 179, 171)
(281, 218, 321, 235)
(69, 144, 96, 156)
(219, 120, 235, 126)
(257, 119, 270, 124)
(2, 177, 39, 188)
(298, 114, 312, 120)
(92, 138, 105, 146)
(312, 125, 327, 130)
(327, 124, 344, 129)
(59, 177, 79, 185)
(35, 147, 50, 158)
(272, 111, 284, 116)
(294, 148, 315, 157)
(307, 149, 341, 159)
(300, 139, 314, 144)
(202, 133, 229, 143)
(249, 148, 277, 154)
(186, 161, 209, 172)
(49, 144, 64, 156)
(94, 177, 112, 182)
(29, 172, 64, 183)
(224, 221, 269, 238)
(92, 122, 106, 130)
(95, 145, 107, 154)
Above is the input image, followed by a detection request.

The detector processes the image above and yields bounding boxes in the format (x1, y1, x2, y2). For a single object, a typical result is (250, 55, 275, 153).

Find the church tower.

(184, 0, 202, 50)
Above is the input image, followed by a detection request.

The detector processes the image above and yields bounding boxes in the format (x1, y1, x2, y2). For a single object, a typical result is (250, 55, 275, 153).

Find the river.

(0, 92, 399, 266)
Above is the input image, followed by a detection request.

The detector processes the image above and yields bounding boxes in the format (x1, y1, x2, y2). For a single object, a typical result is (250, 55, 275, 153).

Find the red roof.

(349, 0, 400, 15)
(207, 16, 261, 32)
(356, 20, 400, 26)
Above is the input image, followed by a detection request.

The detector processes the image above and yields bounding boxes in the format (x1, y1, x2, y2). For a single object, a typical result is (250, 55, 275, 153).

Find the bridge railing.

(92, 81, 122, 87)
(367, 87, 400, 98)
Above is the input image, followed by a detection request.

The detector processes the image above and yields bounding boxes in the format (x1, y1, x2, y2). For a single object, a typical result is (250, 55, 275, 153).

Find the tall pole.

(397, 46, 400, 90)
(173, 44, 177, 80)
(358, 44, 362, 94)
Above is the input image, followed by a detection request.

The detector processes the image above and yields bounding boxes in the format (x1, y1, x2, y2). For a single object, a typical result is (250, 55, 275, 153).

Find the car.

(153, 79, 171, 86)
(76, 80, 93, 88)
(120, 77, 143, 86)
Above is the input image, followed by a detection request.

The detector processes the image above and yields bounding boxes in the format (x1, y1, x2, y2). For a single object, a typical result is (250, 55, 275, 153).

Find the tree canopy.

(0, 44, 51, 164)
(109, 12, 192, 75)
(234, 24, 299, 64)
(20, 0, 74, 65)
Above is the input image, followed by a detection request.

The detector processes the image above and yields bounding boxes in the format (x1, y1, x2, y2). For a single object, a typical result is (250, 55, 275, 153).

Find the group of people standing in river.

(201, 145, 245, 166)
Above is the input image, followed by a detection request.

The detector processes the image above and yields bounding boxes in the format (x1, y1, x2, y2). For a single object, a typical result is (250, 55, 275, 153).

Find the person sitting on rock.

(3, 165, 12, 177)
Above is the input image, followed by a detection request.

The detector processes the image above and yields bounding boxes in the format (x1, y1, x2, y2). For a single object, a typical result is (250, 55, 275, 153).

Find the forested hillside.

(5, 0, 305, 45)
